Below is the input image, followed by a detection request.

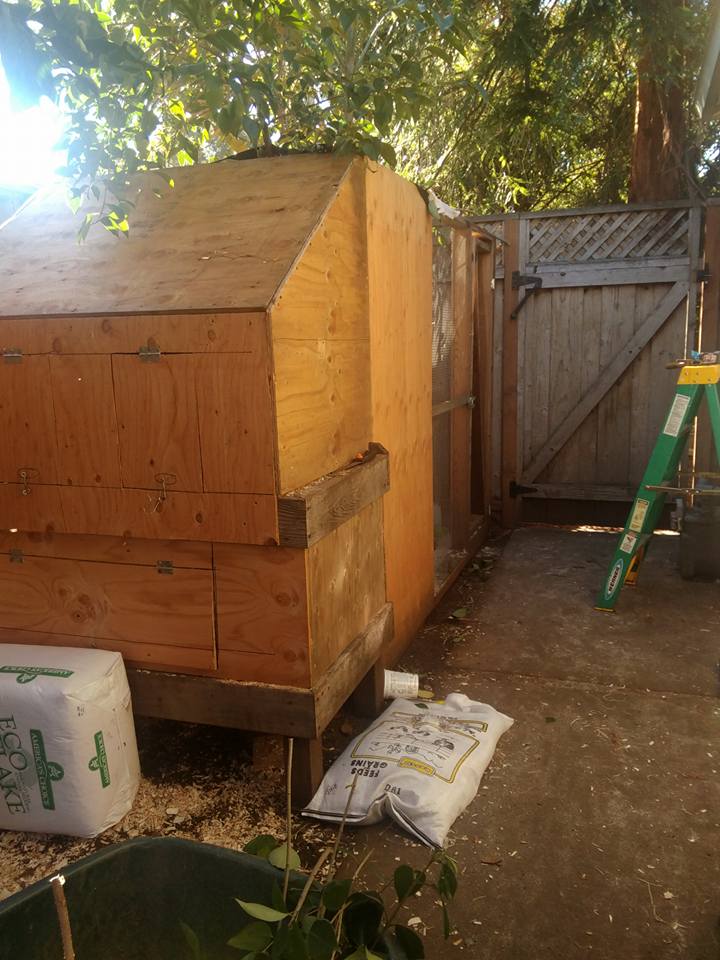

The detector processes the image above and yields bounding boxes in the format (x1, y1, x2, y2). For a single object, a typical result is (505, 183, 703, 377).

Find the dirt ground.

(1, 526, 719, 959)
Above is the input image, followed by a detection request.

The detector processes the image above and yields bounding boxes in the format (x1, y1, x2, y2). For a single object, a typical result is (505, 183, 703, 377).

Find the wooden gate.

(476, 202, 703, 524)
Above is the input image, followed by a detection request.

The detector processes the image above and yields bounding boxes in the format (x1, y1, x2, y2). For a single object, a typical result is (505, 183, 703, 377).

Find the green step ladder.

(597, 354, 720, 612)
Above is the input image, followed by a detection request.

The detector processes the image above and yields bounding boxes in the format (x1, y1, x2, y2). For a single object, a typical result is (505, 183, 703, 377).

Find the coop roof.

(0, 153, 353, 317)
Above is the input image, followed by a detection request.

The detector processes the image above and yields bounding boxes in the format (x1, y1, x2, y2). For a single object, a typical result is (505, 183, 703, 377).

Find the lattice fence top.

(528, 207, 690, 264)
(477, 205, 694, 273)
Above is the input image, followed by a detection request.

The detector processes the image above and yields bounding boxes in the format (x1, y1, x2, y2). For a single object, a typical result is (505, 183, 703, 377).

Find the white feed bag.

(0, 644, 140, 837)
(304, 693, 513, 847)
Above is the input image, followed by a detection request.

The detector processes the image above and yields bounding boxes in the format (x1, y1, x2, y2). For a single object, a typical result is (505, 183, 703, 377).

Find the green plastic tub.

(0, 836, 283, 960)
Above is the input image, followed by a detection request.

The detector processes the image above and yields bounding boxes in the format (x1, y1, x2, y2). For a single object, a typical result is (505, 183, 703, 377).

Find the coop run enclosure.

(0, 154, 489, 796)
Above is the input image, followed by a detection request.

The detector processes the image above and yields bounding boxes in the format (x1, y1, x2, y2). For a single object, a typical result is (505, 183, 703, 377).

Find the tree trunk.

(629, 2, 688, 202)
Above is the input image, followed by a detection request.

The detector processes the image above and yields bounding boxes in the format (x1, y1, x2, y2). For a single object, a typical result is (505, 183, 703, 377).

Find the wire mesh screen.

(433, 411, 453, 584)
(432, 227, 454, 405)
(432, 226, 455, 583)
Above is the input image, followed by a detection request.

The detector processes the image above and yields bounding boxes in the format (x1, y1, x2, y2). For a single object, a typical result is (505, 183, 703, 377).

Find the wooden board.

(59, 487, 278, 544)
(0, 530, 212, 567)
(196, 353, 276, 494)
(0, 356, 58, 485)
(270, 160, 369, 340)
(50, 355, 121, 487)
(112, 354, 204, 491)
(0, 483, 65, 534)
(215, 543, 311, 687)
(0, 626, 214, 673)
(307, 499, 386, 680)
(313, 601, 392, 734)
(270, 159, 371, 493)
(365, 162, 434, 663)
(0, 155, 353, 315)
(0, 554, 215, 667)
(126, 601, 392, 738)
(0, 312, 266, 355)
(273, 338, 371, 492)
(500, 218, 520, 526)
(278, 443, 389, 548)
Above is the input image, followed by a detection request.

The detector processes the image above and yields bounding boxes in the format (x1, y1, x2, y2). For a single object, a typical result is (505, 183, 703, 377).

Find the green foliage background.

(0, 0, 717, 224)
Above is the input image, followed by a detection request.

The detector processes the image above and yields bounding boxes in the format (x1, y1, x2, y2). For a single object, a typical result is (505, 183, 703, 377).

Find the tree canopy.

(0, 0, 717, 228)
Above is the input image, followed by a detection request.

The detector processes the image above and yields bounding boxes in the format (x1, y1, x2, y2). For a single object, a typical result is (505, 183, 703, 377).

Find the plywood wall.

(365, 164, 434, 663)
(270, 159, 372, 493)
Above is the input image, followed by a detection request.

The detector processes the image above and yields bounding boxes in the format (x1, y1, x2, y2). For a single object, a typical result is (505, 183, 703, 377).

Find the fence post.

(698, 201, 720, 471)
(501, 216, 521, 527)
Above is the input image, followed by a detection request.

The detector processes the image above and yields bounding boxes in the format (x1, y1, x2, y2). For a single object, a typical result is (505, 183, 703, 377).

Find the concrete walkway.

(352, 527, 720, 959)
(1, 526, 717, 959)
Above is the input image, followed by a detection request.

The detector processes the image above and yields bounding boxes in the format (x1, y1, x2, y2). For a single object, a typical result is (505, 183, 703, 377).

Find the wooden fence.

(474, 202, 704, 524)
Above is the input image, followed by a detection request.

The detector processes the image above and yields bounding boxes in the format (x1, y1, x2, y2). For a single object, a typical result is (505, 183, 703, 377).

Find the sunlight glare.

(0, 66, 65, 188)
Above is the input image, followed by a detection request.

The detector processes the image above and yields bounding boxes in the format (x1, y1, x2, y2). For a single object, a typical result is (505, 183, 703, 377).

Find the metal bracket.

(697, 268, 711, 283)
(510, 272, 543, 319)
(17, 467, 38, 496)
(2, 348, 22, 364)
(510, 480, 537, 498)
(139, 344, 161, 362)
(156, 560, 174, 575)
(9, 548, 23, 564)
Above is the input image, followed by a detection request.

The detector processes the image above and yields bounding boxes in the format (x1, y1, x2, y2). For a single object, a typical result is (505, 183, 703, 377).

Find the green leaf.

(179, 921, 203, 960)
(284, 924, 310, 960)
(393, 865, 416, 901)
(227, 920, 273, 952)
(374, 92, 393, 131)
(235, 900, 289, 923)
(441, 901, 451, 939)
(393, 924, 425, 959)
(344, 892, 385, 947)
(438, 861, 458, 901)
(244, 834, 279, 859)
(451, 607, 467, 619)
(270, 880, 288, 913)
(304, 917, 337, 960)
(320, 878, 352, 913)
(268, 843, 301, 871)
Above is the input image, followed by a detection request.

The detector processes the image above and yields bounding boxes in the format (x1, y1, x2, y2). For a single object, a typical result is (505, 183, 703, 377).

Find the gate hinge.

(509, 480, 537, 498)
(512, 271, 542, 290)
(156, 559, 174, 575)
(9, 548, 24, 563)
(697, 267, 711, 283)
(511, 272, 543, 319)
(2, 348, 23, 364)
(139, 344, 161, 362)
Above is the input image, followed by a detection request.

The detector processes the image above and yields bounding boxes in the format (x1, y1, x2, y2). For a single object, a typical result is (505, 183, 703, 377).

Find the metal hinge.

(9, 548, 24, 564)
(511, 271, 543, 320)
(139, 344, 161, 362)
(509, 480, 537, 498)
(156, 559, 174, 575)
(697, 268, 711, 283)
(2, 348, 22, 364)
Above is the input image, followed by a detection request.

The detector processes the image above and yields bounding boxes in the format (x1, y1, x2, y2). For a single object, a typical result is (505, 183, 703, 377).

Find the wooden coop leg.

(289, 737, 324, 808)
(349, 657, 385, 718)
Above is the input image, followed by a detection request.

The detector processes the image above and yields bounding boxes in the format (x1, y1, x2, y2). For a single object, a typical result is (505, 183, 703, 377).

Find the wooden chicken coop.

(0, 153, 448, 799)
